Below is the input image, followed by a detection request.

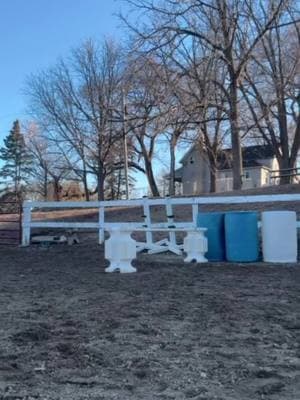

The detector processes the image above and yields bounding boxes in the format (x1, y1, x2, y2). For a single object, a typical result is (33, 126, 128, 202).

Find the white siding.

(180, 151, 278, 195)
(181, 149, 211, 194)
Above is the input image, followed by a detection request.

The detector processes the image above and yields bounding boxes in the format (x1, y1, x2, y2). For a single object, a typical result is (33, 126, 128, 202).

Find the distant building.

(174, 144, 280, 195)
(46, 181, 85, 201)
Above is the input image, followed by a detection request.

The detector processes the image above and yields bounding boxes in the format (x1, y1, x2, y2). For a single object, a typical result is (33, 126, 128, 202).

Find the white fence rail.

(22, 193, 300, 247)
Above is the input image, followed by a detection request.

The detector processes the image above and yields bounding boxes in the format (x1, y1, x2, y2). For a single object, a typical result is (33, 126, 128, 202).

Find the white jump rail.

(22, 193, 300, 247)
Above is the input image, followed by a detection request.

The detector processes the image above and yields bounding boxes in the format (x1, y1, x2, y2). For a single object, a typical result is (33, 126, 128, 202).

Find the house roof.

(218, 144, 275, 170)
(174, 166, 183, 180)
(165, 166, 183, 182)
(179, 144, 200, 164)
(180, 143, 275, 169)
(243, 144, 275, 159)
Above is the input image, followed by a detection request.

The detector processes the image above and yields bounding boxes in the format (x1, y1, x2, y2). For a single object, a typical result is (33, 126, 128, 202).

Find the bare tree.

(25, 122, 71, 200)
(171, 42, 229, 192)
(152, 51, 191, 195)
(121, 0, 290, 189)
(125, 56, 168, 197)
(26, 39, 127, 200)
(241, 9, 300, 183)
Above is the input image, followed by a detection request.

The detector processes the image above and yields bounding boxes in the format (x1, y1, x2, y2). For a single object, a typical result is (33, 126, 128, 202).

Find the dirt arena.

(0, 243, 299, 400)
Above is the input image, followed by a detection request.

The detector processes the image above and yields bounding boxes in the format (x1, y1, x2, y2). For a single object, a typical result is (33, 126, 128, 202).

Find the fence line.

(22, 193, 300, 246)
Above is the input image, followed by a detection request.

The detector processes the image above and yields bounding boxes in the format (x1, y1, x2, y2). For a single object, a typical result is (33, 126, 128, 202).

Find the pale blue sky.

(0, 0, 124, 141)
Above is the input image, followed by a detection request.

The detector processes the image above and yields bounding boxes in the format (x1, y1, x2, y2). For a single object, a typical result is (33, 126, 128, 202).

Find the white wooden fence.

(21, 193, 300, 247)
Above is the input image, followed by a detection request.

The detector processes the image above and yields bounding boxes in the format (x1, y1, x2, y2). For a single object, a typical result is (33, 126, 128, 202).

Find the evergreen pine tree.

(0, 120, 32, 199)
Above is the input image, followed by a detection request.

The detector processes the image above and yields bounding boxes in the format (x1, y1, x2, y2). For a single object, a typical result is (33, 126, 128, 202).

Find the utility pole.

(122, 89, 129, 200)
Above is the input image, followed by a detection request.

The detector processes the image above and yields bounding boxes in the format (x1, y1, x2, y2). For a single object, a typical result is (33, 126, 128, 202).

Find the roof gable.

(179, 144, 199, 164)
(180, 144, 275, 169)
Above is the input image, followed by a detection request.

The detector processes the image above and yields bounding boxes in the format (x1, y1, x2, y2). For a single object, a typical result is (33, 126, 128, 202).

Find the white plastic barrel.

(262, 211, 297, 263)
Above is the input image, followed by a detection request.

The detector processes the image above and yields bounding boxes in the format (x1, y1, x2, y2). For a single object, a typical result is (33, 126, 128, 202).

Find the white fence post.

(99, 205, 105, 244)
(166, 197, 177, 247)
(143, 198, 153, 247)
(192, 203, 198, 227)
(22, 202, 31, 246)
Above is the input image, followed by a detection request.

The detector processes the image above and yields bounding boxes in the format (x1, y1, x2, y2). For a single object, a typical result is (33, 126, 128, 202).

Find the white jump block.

(105, 228, 137, 273)
(183, 230, 208, 263)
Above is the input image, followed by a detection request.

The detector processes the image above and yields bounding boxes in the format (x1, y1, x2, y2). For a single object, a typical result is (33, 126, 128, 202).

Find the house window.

(244, 171, 250, 179)
(190, 157, 194, 164)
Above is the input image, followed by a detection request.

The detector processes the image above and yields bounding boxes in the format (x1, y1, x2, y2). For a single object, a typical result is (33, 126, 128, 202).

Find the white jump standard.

(183, 229, 208, 263)
(105, 227, 137, 273)
(136, 227, 208, 262)
(104, 226, 208, 273)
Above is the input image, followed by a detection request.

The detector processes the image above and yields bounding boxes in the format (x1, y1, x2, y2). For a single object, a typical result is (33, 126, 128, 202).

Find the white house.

(174, 144, 279, 195)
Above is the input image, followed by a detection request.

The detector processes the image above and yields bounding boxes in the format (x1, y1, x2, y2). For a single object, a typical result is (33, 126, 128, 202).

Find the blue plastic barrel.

(224, 212, 259, 262)
(197, 212, 225, 261)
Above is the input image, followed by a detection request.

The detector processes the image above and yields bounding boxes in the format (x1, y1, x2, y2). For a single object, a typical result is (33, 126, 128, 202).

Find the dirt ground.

(0, 243, 299, 400)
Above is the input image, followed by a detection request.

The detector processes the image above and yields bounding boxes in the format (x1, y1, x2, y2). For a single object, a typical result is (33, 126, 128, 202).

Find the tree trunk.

(209, 163, 217, 193)
(110, 179, 115, 200)
(116, 169, 122, 199)
(82, 166, 90, 201)
(278, 158, 293, 185)
(14, 165, 18, 199)
(53, 178, 61, 201)
(276, 95, 294, 184)
(229, 77, 243, 190)
(97, 129, 105, 200)
(168, 136, 177, 196)
(144, 157, 160, 197)
(97, 164, 105, 201)
(43, 169, 48, 200)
